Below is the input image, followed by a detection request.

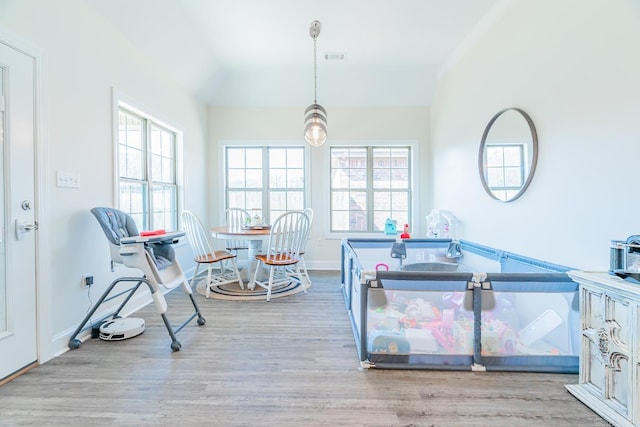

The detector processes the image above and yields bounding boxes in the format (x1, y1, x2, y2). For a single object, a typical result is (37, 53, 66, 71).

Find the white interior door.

(0, 41, 38, 381)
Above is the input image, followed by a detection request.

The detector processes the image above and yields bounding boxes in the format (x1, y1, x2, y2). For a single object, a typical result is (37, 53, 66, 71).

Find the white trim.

(322, 139, 420, 240)
(305, 260, 340, 271)
(0, 27, 52, 363)
(0, 27, 45, 59)
(112, 88, 184, 134)
(218, 138, 421, 247)
(110, 89, 119, 207)
(218, 140, 310, 223)
(34, 38, 51, 363)
(111, 88, 185, 228)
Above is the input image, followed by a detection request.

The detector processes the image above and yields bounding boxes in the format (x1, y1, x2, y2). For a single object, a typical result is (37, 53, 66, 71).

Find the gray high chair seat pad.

(91, 207, 175, 270)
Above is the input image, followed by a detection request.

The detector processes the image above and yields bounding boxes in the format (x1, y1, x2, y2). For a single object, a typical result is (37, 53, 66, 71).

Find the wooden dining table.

(211, 225, 271, 288)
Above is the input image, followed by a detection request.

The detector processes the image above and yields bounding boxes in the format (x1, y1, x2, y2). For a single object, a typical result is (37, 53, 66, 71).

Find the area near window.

(484, 144, 525, 202)
(117, 106, 181, 231)
(225, 146, 306, 225)
(330, 146, 411, 233)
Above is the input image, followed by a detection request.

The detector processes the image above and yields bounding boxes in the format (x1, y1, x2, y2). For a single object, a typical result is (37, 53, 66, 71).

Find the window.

(118, 107, 179, 231)
(330, 146, 411, 233)
(484, 144, 525, 201)
(225, 146, 305, 224)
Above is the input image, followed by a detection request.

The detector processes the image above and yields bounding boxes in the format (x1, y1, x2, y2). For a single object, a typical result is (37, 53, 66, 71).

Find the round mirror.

(478, 108, 538, 202)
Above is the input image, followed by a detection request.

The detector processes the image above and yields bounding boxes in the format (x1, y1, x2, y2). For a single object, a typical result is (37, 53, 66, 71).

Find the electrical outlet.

(81, 274, 94, 288)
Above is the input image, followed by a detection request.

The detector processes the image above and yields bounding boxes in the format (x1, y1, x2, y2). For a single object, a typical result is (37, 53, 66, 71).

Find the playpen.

(341, 238, 578, 372)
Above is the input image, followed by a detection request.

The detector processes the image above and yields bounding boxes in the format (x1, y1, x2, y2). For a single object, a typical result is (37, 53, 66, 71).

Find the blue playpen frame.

(341, 238, 579, 372)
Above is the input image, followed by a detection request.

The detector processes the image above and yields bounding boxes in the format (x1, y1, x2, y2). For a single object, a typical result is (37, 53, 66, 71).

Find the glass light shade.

(304, 103, 327, 147)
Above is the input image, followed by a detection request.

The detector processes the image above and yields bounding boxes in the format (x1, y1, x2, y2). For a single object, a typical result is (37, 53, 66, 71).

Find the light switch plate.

(57, 171, 80, 188)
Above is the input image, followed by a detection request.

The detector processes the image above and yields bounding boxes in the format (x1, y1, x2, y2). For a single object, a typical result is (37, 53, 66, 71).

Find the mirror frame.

(478, 108, 538, 203)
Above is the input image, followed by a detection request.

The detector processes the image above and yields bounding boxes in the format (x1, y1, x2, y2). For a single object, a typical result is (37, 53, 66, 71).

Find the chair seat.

(256, 253, 299, 266)
(195, 251, 237, 264)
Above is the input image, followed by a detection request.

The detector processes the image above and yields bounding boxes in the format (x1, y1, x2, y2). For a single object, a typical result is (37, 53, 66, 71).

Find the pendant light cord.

(313, 35, 318, 104)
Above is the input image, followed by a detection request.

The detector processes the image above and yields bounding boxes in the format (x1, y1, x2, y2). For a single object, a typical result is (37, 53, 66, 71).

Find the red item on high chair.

(140, 229, 166, 236)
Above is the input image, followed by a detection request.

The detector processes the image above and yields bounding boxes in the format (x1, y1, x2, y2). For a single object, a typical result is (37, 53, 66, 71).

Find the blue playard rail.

(341, 238, 579, 372)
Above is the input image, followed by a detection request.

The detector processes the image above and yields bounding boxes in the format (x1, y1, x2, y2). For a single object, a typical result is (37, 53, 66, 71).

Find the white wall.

(431, 0, 640, 270)
(0, 0, 208, 361)
(208, 106, 430, 268)
(6, 0, 630, 364)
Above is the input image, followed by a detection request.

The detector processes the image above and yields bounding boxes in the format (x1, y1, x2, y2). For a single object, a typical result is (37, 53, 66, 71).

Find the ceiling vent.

(324, 52, 345, 61)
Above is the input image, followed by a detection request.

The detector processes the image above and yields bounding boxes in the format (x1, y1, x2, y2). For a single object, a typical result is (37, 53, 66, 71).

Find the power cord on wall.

(85, 283, 94, 330)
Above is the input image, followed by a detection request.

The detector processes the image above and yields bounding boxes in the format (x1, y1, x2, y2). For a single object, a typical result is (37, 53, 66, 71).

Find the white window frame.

(111, 89, 184, 231)
(325, 140, 418, 238)
(484, 143, 525, 199)
(219, 140, 311, 224)
(483, 136, 530, 202)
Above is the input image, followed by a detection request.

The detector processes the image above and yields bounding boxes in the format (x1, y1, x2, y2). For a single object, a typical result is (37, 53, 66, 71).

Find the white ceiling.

(84, 0, 504, 107)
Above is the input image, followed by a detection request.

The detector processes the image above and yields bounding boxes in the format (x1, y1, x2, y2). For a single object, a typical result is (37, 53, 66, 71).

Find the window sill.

(325, 232, 398, 240)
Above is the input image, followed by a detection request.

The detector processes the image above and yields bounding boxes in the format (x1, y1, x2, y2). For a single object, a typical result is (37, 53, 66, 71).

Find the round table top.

(211, 225, 271, 238)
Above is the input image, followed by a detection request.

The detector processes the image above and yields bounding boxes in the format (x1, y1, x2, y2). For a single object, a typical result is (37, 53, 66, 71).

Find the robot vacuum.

(99, 317, 145, 341)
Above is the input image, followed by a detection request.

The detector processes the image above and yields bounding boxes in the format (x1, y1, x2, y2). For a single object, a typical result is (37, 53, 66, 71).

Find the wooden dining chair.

(181, 210, 244, 298)
(251, 211, 310, 301)
(286, 208, 313, 286)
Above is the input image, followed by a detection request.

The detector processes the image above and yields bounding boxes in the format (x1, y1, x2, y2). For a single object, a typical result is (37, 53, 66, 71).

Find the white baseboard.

(305, 260, 340, 271)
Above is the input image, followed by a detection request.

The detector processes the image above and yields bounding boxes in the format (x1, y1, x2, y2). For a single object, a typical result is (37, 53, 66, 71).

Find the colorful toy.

(398, 316, 418, 329)
(423, 320, 457, 353)
(453, 317, 517, 355)
(368, 330, 411, 354)
(384, 218, 397, 235)
(400, 298, 438, 324)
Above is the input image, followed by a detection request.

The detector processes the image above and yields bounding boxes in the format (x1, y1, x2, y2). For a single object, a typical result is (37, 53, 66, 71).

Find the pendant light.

(304, 20, 327, 147)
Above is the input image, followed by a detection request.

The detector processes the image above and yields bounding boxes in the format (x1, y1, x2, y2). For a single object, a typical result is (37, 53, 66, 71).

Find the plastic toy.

(384, 218, 397, 235)
(368, 330, 411, 354)
(423, 320, 457, 353)
(403, 299, 437, 322)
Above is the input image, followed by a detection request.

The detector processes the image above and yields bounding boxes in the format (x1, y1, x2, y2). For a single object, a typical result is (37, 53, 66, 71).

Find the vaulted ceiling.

(84, 0, 504, 107)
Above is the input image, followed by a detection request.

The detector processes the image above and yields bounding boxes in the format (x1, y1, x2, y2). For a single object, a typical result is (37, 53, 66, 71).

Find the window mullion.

(366, 147, 374, 232)
(407, 148, 412, 226)
(262, 147, 269, 215)
(145, 120, 152, 230)
(225, 148, 231, 209)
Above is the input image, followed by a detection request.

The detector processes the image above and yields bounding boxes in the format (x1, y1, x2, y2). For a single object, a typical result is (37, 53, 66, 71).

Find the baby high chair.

(68, 207, 206, 351)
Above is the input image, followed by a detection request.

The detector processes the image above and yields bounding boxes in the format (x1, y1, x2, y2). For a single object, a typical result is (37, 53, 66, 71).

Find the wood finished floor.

(0, 271, 609, 426)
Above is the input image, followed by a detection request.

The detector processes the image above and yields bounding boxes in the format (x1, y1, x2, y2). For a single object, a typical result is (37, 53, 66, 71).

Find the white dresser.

(567, 270, 640, 427)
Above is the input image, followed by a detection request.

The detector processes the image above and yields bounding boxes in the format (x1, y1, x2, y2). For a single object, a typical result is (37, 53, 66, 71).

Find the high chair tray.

(121, 231, 185, 244)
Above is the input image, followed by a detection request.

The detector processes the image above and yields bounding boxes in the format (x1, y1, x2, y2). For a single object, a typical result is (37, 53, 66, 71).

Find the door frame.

(0, 27, 50, 364)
